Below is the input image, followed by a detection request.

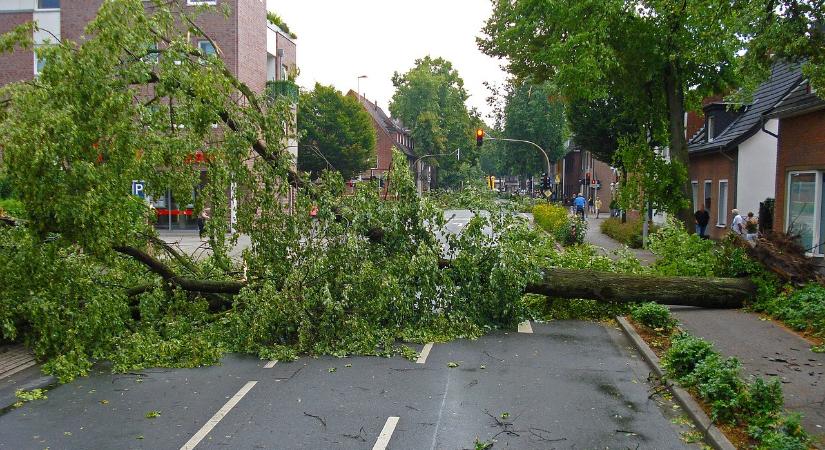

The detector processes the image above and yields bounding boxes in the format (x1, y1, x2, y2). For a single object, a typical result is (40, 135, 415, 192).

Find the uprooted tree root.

(736, 231, 824, 284)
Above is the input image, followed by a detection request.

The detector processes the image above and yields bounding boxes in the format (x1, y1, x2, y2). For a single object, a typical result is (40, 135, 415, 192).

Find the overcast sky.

(268, 0, 509, 123)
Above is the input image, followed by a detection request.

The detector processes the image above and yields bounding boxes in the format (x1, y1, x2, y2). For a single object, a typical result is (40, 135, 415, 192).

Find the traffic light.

(541, 173, 549, 190)
(476, 128, 484, 147)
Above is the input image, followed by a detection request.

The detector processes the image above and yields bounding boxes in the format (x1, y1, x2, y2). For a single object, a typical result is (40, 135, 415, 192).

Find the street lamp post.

(357, 75, 367, 99)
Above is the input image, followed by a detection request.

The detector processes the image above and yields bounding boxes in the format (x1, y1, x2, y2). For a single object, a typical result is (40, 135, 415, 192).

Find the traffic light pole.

(485, 137, 552, 183)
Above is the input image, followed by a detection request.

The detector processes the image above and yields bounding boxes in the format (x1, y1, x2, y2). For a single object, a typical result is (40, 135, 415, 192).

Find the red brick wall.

(774, 109, 825, 232)
(0, 12, 34, 85)
(689, 150, 738, 239)
(189, 0, 239, 80)
(275, 32, 296, 81)
(60, 0, 103, 42)
(236, 0, 266, 93)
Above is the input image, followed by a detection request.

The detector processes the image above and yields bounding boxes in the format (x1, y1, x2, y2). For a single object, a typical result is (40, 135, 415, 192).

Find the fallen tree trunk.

(524, 268, 754, 308)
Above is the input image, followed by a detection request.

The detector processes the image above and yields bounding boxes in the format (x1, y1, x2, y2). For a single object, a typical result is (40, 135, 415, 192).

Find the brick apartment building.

(0, 0, 298, 231)
(560, 140, 615, 214)
(348, 91, 434, 192)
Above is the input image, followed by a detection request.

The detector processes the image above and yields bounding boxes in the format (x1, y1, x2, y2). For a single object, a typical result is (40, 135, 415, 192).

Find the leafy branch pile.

(0, 1, 550, 381)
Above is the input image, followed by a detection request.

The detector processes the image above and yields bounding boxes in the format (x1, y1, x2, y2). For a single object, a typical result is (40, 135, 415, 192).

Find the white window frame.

(34, 50, 47, 76)
(187, 0, 217, 5)
(707, 116, 715, 143)
(717, 179, 729, 227)
(691, 181, 699, 212)
(785, 170, 824, 256)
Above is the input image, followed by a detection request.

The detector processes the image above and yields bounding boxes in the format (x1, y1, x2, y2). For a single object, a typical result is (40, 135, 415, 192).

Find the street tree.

(500, 81, 567, 177)
(297, 83, 376, 179)
(479, 0, 759, 228)
(390, 56, 476, 188)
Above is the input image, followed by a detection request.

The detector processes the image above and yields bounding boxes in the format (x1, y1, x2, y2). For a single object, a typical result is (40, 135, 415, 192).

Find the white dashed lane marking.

(263, 360, 278, 369)
(416, 343, 434, 364)
(179, 380, 258, 450)
(372, 416, 400, 450)
(518, 320, 534, 333)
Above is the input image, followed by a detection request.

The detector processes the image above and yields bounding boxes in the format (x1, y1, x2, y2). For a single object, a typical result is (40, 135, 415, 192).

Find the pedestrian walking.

(694, 206, 710, 239)
(197, 208, 210, 239)
(595, 198, 602, 218)
(731, 208, 745, 237)
(574, 193, 586, 220)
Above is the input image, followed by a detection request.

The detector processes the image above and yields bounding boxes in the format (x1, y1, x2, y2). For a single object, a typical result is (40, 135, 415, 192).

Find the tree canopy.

(297, 83, 376, 180)
(479, 0, 759, 227)
(389, 56, 477, 188)
(501, 81, 567, 176)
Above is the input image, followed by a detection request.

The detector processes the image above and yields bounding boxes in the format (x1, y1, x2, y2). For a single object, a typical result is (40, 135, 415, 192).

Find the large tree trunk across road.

(526, 268, 753, 308)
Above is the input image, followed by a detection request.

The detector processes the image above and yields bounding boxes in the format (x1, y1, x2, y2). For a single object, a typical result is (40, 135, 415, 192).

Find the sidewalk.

(672, 307, 825, 446)
(584, 218, 825, 445)
(0, 344, 54, 411)
(583, 216, 656, 265)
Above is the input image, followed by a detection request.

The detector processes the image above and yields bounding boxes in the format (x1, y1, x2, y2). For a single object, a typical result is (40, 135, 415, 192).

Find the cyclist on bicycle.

(574, 193, 586, 219)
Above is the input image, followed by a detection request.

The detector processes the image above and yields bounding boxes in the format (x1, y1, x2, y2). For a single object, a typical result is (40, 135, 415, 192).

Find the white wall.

(33, 9, 59, 44)
(736, 118, 778, 218)
(0, 0, 35, 11)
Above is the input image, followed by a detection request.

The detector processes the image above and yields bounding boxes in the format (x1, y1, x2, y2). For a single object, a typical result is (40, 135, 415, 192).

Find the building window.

(717, 180, 729, 226)
(704, 180, 712, 210)
(34, 51, 47, 76)
(37, 0, 60, 9)
(786, 171, 824, 255)
(198, 40, 216, 56)
(707, 116, 715, 142)
(187, 1, 217, 5)
(281, 64, 289, 81)
(691, 181, 699, 212)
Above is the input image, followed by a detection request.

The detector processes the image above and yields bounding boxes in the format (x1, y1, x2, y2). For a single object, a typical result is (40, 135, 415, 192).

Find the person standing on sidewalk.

(197, 208, 210, 240)
(594, 198, 602, 219)
(731, 209, 745, 237)
(694, 206, 710, 239)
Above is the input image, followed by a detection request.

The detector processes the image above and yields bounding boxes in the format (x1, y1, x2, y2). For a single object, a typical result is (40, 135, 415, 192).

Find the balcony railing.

(266, 80, 299, 104)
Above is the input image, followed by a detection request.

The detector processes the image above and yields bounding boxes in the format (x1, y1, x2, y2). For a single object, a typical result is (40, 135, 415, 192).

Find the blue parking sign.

(132, 181, 146, 199)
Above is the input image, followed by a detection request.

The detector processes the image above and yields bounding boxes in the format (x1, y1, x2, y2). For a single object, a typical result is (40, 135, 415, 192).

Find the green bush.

(0, 198, 24, 218)
(649, 220, 717, 277)
(600, 217, 654, 248)
(663, 333, 715, 380)
(755, 284, 825, 341)
(662, 332, 809, 447)
(631, 302, 676, 332)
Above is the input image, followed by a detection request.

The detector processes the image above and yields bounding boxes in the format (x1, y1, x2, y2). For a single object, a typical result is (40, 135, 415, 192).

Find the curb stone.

(616, 316, 736, 450)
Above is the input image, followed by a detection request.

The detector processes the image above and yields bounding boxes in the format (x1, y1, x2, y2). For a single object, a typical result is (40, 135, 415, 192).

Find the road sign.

(131, 180, 146, 199)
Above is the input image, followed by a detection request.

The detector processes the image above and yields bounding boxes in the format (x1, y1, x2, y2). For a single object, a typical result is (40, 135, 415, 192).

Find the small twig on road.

(483, 351, 505, 362)
(342, 426, 366, 442)
(528, 427, 566, 442)
(615, 429, 638, 435)
(273, 365, 304, 381)
(303, 411, 326, 428)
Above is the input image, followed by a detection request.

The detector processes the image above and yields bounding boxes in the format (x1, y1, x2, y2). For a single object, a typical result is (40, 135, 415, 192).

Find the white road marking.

(416, 343, 433, 364)
(372, 416, 400, 450)
(263, 360, 278, 369)
(518, 320, 534, 333)
(179, 380, 258, 450)
(429, 369, 452, 450)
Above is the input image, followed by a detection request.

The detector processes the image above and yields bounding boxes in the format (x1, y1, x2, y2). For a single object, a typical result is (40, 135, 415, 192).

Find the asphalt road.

(0, 321, 701, 449)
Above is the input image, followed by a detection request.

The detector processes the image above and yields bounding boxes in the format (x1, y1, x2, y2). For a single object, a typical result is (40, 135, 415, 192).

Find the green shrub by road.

(533, 203, 586, 245)
(600, 217, 653, 248)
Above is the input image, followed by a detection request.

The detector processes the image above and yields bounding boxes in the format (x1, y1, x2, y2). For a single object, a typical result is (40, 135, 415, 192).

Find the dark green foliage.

(298, 83, 377, 179)
(687, 354, 745, 423)
(663, 333, 716, 380)
(630, 303, 676, 332)
(533, 203, 586, 246)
